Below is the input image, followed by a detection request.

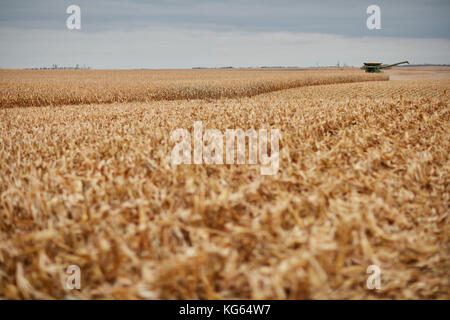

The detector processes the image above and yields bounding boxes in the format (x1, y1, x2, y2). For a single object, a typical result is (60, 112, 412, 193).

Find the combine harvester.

(361, 61, 409, 73)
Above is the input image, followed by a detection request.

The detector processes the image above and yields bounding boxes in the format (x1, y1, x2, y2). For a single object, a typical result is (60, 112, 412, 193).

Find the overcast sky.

(0, 0, 449, 68)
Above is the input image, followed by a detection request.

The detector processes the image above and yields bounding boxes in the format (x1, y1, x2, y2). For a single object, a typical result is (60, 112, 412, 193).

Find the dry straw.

(0, 69, 386, 108)
(0, 69, 448, 299)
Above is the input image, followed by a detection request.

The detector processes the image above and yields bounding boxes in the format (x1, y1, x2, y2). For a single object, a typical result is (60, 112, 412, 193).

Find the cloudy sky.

(0, 0, 449, 68)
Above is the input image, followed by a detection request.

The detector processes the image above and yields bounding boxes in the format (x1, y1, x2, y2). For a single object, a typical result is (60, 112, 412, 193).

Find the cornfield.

(0, 69, 386, 108)
(0, 69, 448, 299)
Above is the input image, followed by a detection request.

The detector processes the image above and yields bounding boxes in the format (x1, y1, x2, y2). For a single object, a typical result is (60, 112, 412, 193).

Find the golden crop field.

(0, 69, 449, 299)
(0, 69, 385, 108)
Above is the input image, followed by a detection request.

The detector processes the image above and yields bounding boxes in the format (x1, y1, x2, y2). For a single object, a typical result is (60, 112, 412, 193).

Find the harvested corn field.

(0, 70, 449, 299)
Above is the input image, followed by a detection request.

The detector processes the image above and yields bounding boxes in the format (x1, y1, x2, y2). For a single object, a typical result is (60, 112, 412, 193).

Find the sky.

(0, 0, 449, 69)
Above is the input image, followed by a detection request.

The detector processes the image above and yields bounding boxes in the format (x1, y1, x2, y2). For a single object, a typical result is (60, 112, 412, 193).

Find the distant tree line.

(26, 64, 92, 70)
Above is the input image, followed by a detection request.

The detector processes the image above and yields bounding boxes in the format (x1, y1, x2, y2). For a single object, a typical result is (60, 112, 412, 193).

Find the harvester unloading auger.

(361, 61, 409, 73)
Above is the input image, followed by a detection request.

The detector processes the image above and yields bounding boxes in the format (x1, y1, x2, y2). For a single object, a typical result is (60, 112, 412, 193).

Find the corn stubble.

(0, 70, 449, 299)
